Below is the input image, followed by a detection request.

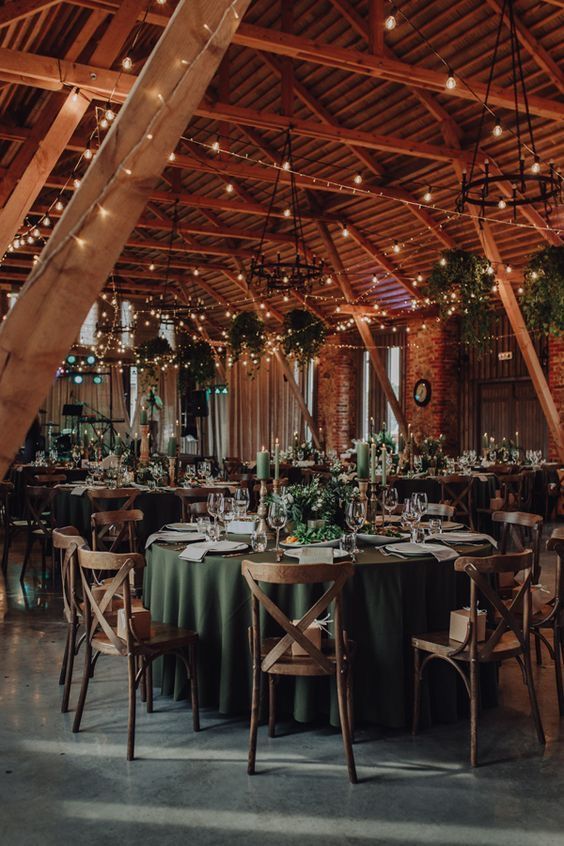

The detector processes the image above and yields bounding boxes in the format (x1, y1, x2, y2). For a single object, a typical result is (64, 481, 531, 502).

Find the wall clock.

(413, 379, 432, 407)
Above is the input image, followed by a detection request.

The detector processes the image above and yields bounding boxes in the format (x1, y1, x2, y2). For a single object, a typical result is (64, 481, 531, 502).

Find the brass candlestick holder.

(272, 477, 281, 496)
(369, 481, 380, 532)
(168, 456, 176, 487)
(357, 478, 369, 505)
(140, 424, 150, 463)
(256, 479, 269, 536)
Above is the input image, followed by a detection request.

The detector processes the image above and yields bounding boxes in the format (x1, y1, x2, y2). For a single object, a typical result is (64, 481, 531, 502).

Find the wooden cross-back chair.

(52, 528, 88, 713)
(242, 560, 357, 783)
(492, 511, 543, 583)
(223, 456, 243, 478)
(439, 475, 475, 529)
(21, 484, 59, 583)
(174, 487, 230, 522)
(90, 508, 143, 553)
(412, 550, 545, 767)
(86, 487, 140, 514)
(0, 480, 26, 574)
(425, 503, 455, 520)
(73, 548, 200, 761)
(499, 473, 530, 512)
(530, 528, 564, 715)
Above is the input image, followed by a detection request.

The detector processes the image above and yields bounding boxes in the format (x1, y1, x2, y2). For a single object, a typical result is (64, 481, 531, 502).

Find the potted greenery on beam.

(521, 245, 564, 337)
(282, 308, 328, 367)
(228, 311, 265, 376)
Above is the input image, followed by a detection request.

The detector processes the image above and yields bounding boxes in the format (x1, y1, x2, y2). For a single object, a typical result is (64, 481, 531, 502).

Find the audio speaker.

(186, 389, 209, 418)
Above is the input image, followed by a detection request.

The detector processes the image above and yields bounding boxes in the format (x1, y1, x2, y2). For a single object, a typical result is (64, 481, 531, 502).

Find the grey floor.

(1, 534, 563, 846)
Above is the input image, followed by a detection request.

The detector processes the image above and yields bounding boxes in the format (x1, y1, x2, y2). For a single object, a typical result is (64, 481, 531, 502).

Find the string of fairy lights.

(0, 0, 560, 372)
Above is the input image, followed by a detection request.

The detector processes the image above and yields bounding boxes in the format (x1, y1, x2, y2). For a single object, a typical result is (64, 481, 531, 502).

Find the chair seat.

(260, 636, 353, 676)
(411, 629, 522, 661)
(92, 621, 197, 655)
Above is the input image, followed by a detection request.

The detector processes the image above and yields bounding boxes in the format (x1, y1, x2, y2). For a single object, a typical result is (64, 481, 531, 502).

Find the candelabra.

(256, 479, 269, 536)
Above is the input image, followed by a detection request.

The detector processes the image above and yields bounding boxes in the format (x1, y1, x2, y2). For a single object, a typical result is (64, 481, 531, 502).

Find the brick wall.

(316, 337, 357, 454)
(548, 335, 564, 461)
(404, 319, 460, 454)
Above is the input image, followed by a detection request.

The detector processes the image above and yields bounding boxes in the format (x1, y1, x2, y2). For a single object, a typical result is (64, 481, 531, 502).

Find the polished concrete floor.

(1, 535, 563, 846)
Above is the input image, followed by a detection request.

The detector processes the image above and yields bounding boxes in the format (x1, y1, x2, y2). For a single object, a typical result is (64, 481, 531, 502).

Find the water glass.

(220, 496, 235, 532)
(340, 534, 355, 558)
(207, 492, 223, 525)
(234, 487, 250, 517)
(383, 486, 398, 521)
(197, 516, 211, 538)
(427, 518, 442, 537)
(345, 498, 367, 558)
(250, 530, 268, 553)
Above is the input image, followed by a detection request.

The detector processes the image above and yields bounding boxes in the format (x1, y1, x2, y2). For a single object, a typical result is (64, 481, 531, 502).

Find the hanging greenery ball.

(282, 309, 328, 366)
(521, 246, 564, 337)
(427, 249, 492, 349)
(176, 337, 216, 392)
(135, 336, 173, 389)
(229, 312, 265, 374)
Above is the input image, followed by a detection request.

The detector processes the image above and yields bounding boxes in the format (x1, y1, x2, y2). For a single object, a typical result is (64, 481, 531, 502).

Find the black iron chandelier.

(247, 130, 325, 293)
(457, 0, 561, 222)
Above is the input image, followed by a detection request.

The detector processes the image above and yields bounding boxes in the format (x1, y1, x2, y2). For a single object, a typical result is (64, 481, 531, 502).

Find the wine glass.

(207, 492, 223, 528)
(383, 487, 398, 522)
(345, 499, 367, 561)
(220, 495, 235, 534)
(401, 498, 419, 543)
(268, 500, 287, 561)
(234, 486, 250, 517)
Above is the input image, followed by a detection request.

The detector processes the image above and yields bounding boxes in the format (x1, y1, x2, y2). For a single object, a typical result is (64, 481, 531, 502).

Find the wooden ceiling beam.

(0, 0, 58, 27)
(232, 24, 564, 121)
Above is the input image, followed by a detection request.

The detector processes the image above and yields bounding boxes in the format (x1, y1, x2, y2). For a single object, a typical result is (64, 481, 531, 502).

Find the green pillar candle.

(381, 443, 387, 487)
(370, 442, 376, 483)
(274, 439, 280, 480)
(356, 441, 369, 479)
(167, 436, 177, 457)
(256, 447, 270, 480)
(140, 409, 148, 425)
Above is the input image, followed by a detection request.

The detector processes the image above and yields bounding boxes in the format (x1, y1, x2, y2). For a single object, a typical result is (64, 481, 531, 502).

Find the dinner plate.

(210, 540, 248, 552)
(165, 523, 200, 531)
(280, 538, 342, 549)
(284, 548, 350, 560)
(357, 532, 408, 546)
(384, 542, 431, 556)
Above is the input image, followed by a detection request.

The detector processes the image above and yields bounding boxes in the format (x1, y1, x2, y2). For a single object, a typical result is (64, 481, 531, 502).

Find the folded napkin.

(437, 531, 497, 548)
(298, 547, 334, 564)
(229, 519, 257, 535)
(145, 531, 205, 549)
(70, 486, 88, 496)
(179, 540, 246, 562)
(418, 543, 458, 562)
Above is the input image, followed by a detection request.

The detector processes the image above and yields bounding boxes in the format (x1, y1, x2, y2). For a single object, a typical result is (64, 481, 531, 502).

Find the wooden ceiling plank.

(0, 0, 58, 28)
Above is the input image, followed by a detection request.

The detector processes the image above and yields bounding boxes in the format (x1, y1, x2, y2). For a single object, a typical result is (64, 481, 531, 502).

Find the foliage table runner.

(144, 538, 496, 729)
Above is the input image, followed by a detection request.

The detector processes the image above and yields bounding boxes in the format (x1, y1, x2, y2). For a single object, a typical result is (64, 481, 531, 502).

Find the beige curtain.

(228, 357, 306, 461)
(110, 365, 132, 440)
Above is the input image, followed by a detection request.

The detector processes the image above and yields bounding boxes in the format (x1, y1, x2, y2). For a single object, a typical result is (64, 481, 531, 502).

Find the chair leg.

(412, 647, 422, 736)
(127, 652, 137, 761)
(20, 532, 33, 583)
(59, 624, 70, 686)
(139, 656, 147, 703)
(62, 621, 79, 713)
(534, 631, 543, 667)
(267, 674, 277, 738)
(248, 654, 261, 775)
(523, 649, 545, 746)
(41, 538, 47, 582)
(336, 664, 357, 784)
(553, 626, 564, 717)
(346, 663, 355, 743)
(72, 639, 92, 733)
(189, 642, 200, 732)
(146, 659, 153, 714)
(470, 658, 479, 768)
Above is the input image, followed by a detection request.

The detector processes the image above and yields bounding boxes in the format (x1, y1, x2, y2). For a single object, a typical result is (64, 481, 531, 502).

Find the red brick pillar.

(547, 335, 564, 461)
(316, 337, 357, 454)
(405, 319, 460, 454)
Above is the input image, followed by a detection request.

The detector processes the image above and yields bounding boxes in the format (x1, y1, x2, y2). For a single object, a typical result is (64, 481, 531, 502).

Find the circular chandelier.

(457, 0, 561, 222)
(248, 130, 325, 293)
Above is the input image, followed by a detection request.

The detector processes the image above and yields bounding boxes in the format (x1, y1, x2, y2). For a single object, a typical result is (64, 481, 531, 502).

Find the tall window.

(387, 346, 401, 438)
(303, 359, 316, 441)
(129, 366, 138, 423)
(120, 300, 133, 349)
(79, 302, 98, 346)
(159, 318, 176, 350)
(7, 291, 18, 310)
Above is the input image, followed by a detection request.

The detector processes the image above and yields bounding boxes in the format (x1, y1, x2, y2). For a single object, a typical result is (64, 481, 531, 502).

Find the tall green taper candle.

(381, 443, 387, 487)
(370, 442, 376, 483)
(274, 439, 280, 480)
(256, 447, 270, 480)
(140, 408, 148, 425)
(167, 436, 177, 457)
(356, 441, 369, 478)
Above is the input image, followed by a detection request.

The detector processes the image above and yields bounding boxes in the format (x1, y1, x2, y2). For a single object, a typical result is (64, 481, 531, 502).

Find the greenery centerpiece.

(281, 438, 323, 464)
(228, 311, 265, 375)
(487, 438, 519, 463)
(427, 249, 493, 349)
(521, 245, 564, 337)
(418, 434, 447, 472)
(282, 309, 328, 366)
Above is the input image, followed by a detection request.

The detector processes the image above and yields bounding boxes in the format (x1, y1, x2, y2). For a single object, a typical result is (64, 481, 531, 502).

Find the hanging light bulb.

(149, 263, 156, 271)
(505, 264, 512, 273)
(55, 200, 64, 212)
(342, 225, 349, 238)
(83, 144, 93, 160)
(497, 197, 507, 209)
(417, 273, 423, 282)
(211, 140, 220, 152)
(168, 151, 176, 162)
(225, 182, 234, 193)
(193, 268, 199, 276)
(492, 120, 502, 137)
(372, 274, 378, 283)
(43, 216, 51, 227)
(121, 56, 133, 71)
(384, 13, 397, 30)
(392, 240, 400, 253)
(445, 70, 456, 90)
(99, 117, 109, 129)
(237, 272, 244, 281)
(486, 264, 494, 275)
(531, 157, 541, 174)
(32, 227, 41, 238)
(105, 107, 115, 122)
(283, 207, 291, 218)
(353, 173, 363, 185)
(423, 187, 433, 203)
(73, 178, 81, 188)
(282, 160, 291, 171)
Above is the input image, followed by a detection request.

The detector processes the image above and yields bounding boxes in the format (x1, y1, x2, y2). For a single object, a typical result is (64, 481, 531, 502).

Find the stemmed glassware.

(220, 495, 235, 535)
(268, 500, 287, 561)
(207, 492, 223, 532)
(234, 487, 250, 517)
(411, 492, 428, 521)
(383, 487, 398, 522)
(401, 498, 419, 543)
(345, 498, 367, 561)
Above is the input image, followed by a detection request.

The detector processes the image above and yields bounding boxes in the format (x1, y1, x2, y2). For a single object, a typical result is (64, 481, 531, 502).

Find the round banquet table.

(144, 537, 497, 730)
(392, 474, 497, 516)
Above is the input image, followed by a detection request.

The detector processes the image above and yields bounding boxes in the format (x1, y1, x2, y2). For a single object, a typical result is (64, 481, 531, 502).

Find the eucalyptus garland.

(228, 311, 265, 369)
(521, 246, 564, 337)
(176, 337, 216, 392)
(427, 249, 493, 349)
(282, 309, 328, 366)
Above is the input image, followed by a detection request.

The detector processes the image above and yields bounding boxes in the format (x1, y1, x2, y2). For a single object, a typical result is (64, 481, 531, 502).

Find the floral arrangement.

(281, 438, 324, 463)
(136, 454, 168, 484)
(418, 434, 447, 472)
(427, 249, 493, 350)
(487, 439, 519, 463)
(228, 311, 265, 374)
(282, 309, 328, 366)
(271, 463, 357, 530)
(521, 245, 564, 337)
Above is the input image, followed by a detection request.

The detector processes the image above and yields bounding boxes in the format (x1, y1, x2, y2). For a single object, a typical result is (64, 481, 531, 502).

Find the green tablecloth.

(144, 539, 496, 729)
(54, 488, 181, 544)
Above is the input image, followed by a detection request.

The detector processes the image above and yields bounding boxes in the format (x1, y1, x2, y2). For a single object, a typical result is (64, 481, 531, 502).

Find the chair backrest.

(24, 485, 58, 531)
(242, 560, 354, 675)
(439, 474, 474, 527)
(175, 487, 230, 521)
(426, 502, 455, 519)
(492, 510, 543, 582)
(223, 457, 242, 477)
(190, 501, 209, 518)
(547, 528, 564, 619)
(33, 473, 67, 485)
(87, 488, 139, 513)
(77, 548, 146, 655)
(53, 527, 88, 622)
(90, 508, 144, 553)
(500, 473, 527, 511)
(455, 550, 533, 661)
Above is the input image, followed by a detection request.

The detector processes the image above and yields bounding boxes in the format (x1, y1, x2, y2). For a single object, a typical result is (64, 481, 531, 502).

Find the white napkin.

(438, 531, 498, 548)
(70, 486, 88, 496)
(298, 547, 334, 564)
(229, 519, 257, 535)
(418, 543, 458, 562)
(145, 531, 206, 549)
(179, 540, 246, 562)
